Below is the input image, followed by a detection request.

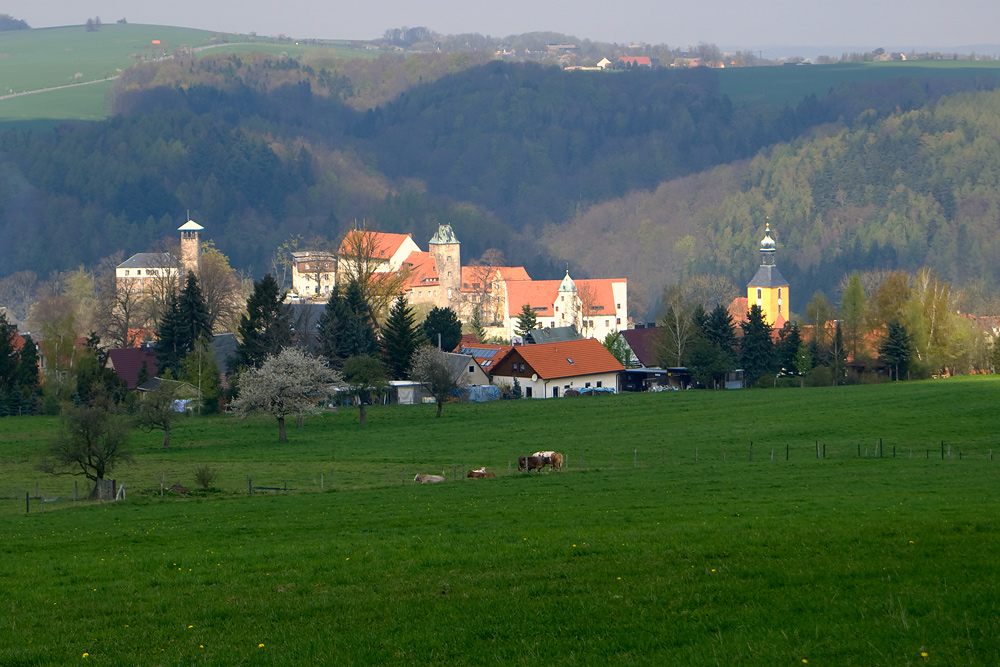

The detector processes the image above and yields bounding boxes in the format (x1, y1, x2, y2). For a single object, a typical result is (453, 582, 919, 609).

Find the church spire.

(759, 222, 776, 266)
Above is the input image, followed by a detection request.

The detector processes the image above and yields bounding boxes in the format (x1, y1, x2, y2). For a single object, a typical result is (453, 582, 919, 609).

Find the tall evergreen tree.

(381, 296, 420, 379)
(14, 334, 40, 397)
(515, 304, 537, 338)
(775, 321, 802, 373)
(234, 274, 292, 370)
(0, 312, 16, 391)
(157, 274, 210, 376)
(178, 272, 210, 345)
(422, 306, 463, 351)
(879, 319, 912, 381)
(740, 304, 775, 387)
(318, 282, 379, 369)
(829, 321, 847, 384)
(703, 303, 738, 361)
(317, 286, 351, 368)
(469, 304, 487, 343)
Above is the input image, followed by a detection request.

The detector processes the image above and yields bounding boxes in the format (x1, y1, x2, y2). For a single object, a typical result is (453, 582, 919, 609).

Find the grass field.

(717, 59, 1000, 107)
(0, 24, 371, 122)
(2, 378, 999, 664)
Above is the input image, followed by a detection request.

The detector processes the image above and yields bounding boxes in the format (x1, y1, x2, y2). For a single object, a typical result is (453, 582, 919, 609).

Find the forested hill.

(547, 86, 1000, 316)
(3, 53, 1000, 319)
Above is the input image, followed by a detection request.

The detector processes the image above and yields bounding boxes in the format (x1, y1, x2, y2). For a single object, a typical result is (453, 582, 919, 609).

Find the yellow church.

(746, 223, 789, 327)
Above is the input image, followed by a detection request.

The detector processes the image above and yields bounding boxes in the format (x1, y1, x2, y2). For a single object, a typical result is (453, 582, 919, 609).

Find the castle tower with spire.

(178, 220, 204, 278)
(746, 222, 789, 327)
(428, 224, 460, 307)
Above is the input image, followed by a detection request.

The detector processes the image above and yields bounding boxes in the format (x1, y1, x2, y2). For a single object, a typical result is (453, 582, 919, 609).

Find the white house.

(489, 338, 624, 398)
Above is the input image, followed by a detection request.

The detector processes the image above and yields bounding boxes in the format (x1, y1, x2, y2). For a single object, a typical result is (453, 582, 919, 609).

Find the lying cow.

(518, 455, 546, 472)
(467, 468, 496, 478)
(532, 451, 564, 471)
(413, 474, 445, 484)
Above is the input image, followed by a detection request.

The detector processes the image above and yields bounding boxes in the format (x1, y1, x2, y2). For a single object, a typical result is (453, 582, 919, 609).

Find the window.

(585, 382, 591, 388)
(605, 319, 610, 327)
(778, 288, 781, 299)
(469, 366, 474, 373)
(596, 381, 603, 388)
(757, 288, 762, 299)
(525, 387, 533, 398)
(124, 270, 129, 276)
(552, 387, 559, 397)
(778, 304, 782, 314)
(617, 303, 620, 309)
(617, 318, 621, 325)
(555, 306, 559, 312)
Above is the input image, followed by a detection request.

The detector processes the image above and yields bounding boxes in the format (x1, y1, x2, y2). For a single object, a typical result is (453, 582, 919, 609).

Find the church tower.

(178, 220, 203, 278)
(746, 223, 789, 327)
(557, 269, 578, 328)
(428, 224, 461, 308)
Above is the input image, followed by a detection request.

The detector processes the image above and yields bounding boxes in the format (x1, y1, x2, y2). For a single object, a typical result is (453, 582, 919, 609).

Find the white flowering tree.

(230, 348, 337, 441)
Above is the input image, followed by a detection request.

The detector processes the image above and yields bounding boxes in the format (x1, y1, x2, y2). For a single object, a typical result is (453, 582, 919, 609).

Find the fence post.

(695, 447, 698, 462)
(941, 441, 944, 460)
(723, 449, 726, 463)
(771, 447, 774, 461)
(248, 476, 252, 495)
(580, 454, 583, 471)
(893, 446, 896, 458)
(321, 474, 324, 491)
(816, 441, 819, 459)
(634, 449, 637, 468)
(858, 443, 861, 458)
(823, 443, 826, 459)
(26, 491, 29, 514)
(786, 444, 789, 461)
(750, 442, 753, 462)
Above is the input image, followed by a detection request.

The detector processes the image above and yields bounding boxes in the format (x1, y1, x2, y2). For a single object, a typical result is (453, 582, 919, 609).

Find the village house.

(289, 251, 337, 299)
(489, 338, 625, 398)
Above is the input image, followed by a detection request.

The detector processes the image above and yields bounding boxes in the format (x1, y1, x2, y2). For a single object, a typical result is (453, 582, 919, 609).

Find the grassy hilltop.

(2, 378, 999, 664)
(0, 23, 367, 121)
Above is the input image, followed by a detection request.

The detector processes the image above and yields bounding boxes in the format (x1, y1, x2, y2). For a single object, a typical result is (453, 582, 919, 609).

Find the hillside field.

(2, 378, 999, 664)
(0, 24, 370, 121)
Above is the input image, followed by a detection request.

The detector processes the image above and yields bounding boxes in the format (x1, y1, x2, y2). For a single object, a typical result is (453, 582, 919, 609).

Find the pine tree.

(469, 304, 487, 343)
(234, 274, 292, 370)
(422, 306, 462, 351)
(341, 281, 379, 359)
(318, 286, 351, 368)
(381, 296, 420, 379)
(879, 319, 912, 381)
(0, 312, 16, 391)
(14, 334, 40, 399)
(515, 304, 537, 338)
(178, 272, 210, 345)
(740, 304, 775, 387)
(775, 321, 802, 373)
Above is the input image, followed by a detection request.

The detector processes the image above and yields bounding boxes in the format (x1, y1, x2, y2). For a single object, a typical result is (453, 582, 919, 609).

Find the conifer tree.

(234, 274, 292, 370)
(469, 304, 487, 343)
(381, 296, 420, 379)
(740, 304, 775, 387)
(879, 319, 912, 381)
(515, 304, 537, 338)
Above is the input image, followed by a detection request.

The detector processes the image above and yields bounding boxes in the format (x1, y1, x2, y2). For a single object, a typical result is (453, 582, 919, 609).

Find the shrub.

(194, 464, 219, 491)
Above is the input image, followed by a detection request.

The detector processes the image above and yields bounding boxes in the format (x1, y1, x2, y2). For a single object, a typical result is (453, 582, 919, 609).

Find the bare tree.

(410, 346, 466, 418)
(0, 270, 38, 322)
(338, 225, 410, 326)
(655, 284, 698, 367)
(463, 248, 505, 324)
(229, 348, 337, 441)
(577, 281, 599, 337)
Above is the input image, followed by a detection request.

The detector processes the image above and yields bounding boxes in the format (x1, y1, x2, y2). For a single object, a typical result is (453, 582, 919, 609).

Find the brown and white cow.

(467, 468, 496, 479)
(532, 451, 564, 471)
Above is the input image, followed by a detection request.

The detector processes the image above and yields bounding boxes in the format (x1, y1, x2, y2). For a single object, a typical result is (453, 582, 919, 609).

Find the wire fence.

(6, 439, 997, 515)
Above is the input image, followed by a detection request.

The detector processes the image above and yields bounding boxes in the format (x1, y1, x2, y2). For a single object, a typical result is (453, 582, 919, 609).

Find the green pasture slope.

(2, 378, 999, 664)
(719, 59, 1000, 107)
(0, 24, 369, 122)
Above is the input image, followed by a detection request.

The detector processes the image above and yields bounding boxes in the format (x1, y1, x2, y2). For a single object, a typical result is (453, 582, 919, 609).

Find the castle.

(115, 220, 203, 291)
(291, 224, 629, 342)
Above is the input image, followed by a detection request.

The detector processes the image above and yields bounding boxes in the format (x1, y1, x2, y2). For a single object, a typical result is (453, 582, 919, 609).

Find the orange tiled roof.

(459, 266, 530, 292)
(728, 297, 749, 323)
(503, 338, 624, 379)
(338, 231, 413, 259)
(505, 278, 623, 317)
(403, 251, 438, 289)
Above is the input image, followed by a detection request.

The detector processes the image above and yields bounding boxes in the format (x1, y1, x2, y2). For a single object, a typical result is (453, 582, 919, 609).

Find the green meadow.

(0, 24, 369, 121)
(718, 60, 1000, 107)
(2, 378, 999, 664)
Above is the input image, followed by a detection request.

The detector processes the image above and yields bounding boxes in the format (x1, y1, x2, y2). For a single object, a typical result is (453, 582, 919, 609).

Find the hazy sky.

(7, 0, 999, 52)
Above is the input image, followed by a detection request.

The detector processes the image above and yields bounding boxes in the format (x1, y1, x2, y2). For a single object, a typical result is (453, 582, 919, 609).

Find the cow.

(518, 455, 546, 472)
(467, 468, 496, 478)
(532, 451, 564, 471)
(413, 474, 446, 484)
